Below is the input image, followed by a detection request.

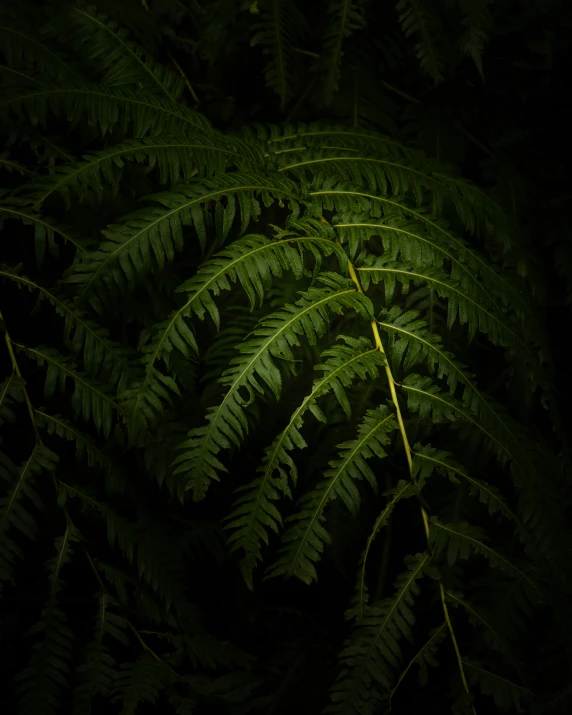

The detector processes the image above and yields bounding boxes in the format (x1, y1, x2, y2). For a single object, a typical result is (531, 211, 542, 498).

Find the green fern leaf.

(62, 172, 301, 311)
(316, 1, 366, 106)
(268, 405, 397, 584)
(0, 266, 137, 390)
(226, 335, 386, 588)
(0, 83, 210, 137)
(464, 660, 533, 712)
(388, 622, 447, 702)
(0, 201, 88, 260)
(21, 132, 263, 208)
(172, 273, 373, 501)
(0, 372, 25, 424)
(0, 444, 57, 584)
(357, 257, 540, 372)
(19, 344, 116, 437)
(59, 3, 185, 101)
(0, 20, 83, 83)
(355, 479, 417, 621)
(396, 0, 445, 81)
(249, 0, 305, 110)
(120, 231, 344, 438)
(428, 518, 537, 591)
(326, 553, 429, 714)
(73, 593, 129, 715)
(412, 444, 517, 523)
(112, 653, 172, 715)
(16, 526, 78, 715)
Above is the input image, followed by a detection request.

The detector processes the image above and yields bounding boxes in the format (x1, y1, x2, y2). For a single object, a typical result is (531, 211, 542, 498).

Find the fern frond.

(16, 526, 78, 715)
(457, 0, 493, 79)
(35, 409, 119, 473)
(445, 590, 517, 661)
(0, 201, 88, 259)
(396, 0, 445, 81)
(268, 405, 397, 584)
(388, 622, 447, 703)
(334, 210, 536, 328)
(357, 257, 540, 372)
(0, 372, 25, 424)
(0, 444, 57, 584)
(0, 266, 137, 390)
(112, 653, 173, 714)
(0, 83, 210, 137)
(249, 0, 305, 109)
(58, 3, 184, 101)
(226, 335, 386, 588)
(412, 444, 517, 523)
(18, 344, 116, 437)
(356, 479, 417, 621)
(118, 232, 343, 439)
(73, 593, 129, 715)
(463, 660, 533, 712)
(428, 518, 537, 591)
(21, 132, 263, 208)
(172, 273, 373, 501)
(0, 20, 83, 83)
(316, 0, 366, 106)
(326, 553, 429, 714)
(311, 184, 533, 321)
(63, 171, 301, 311)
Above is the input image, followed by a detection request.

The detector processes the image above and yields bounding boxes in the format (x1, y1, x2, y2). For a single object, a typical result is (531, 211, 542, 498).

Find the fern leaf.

(249, 0, 304, 109)
(0, 266, 137, 391)
(0, 83, 210, 137)
(388, 622, 447, 701)
(16, 526, 78, 715)
(0, 444, 57, 584)
(0, 372, 25, 424)
(62, 172, 301, 311)
(112, 653, 172, 714)
(428, 518, 537, 591)
(122, 232, 344, 438)
(445, 590, 518, 661)
(59, 2, 185, 101)
(172, 273, 373, 501)
(412, 444, 517, 523)
(226, 335, 386, 589)
(0, 20, 83, 83)
(35, 409, 120, 473)
(268, 405, 397, 584)
(21, 132, 263, 208)
(0, 201, 87, 259)
(326, 553, 429, 714)
(316, 0, 365, 106)
(357, 257, 540, 372)
(457, 0, 493, 79)
(396, 0, 445, 81)
(19, 344, 116, 437)
(464, 660, 533, 712)
(356, 479, 417, 621)
(312, 184, 535, 329)
(73, 593, 129, 715)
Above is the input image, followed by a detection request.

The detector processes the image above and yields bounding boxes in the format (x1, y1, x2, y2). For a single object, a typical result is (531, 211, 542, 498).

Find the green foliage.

(0, 2, 570, 715)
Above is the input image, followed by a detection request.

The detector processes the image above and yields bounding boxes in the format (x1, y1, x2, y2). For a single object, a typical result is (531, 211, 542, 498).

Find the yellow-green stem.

(347, 260, 475, 712)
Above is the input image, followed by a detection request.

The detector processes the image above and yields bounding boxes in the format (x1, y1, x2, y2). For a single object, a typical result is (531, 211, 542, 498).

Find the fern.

(326, 553, 428, 714)
(268, 405, 397, 584)
(172, 273, 372, 500)
(0, 5, 569, 713)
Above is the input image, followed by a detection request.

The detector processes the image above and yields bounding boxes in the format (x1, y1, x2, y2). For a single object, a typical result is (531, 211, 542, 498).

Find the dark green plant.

(1, 2, 571, 714)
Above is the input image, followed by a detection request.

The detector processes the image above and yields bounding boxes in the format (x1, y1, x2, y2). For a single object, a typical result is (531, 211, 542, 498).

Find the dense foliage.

(1, 1, 572, 714)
